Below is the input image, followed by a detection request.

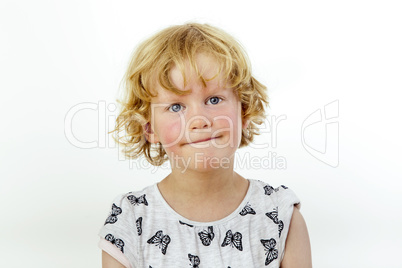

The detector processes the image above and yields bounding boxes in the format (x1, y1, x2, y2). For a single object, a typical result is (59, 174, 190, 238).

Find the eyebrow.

(162, 86, 227, 100)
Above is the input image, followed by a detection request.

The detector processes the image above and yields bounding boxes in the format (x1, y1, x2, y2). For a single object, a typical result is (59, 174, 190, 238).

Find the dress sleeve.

(98, 194, 138, 268)
(275, 185, 301, 262)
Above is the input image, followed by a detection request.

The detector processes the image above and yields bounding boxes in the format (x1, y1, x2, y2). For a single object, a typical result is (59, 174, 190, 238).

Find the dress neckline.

(153, 179, 253, 227)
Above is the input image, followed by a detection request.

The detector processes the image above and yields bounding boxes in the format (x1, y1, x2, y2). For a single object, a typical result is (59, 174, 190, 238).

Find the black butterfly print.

(179, 220, 194, 227)
(221, 230, 243, 251)
(104, 203, 122, 225)
(266, 207, 284, 237)
(264, 185, 275, 195)
(281, 185, 288, 189)
(188, 253, 200, 268)
(198, 226, 214, 246)
(265, 207, 279, 224)
(278, 220, 284, 237)
(105, 234, 125, 253)
(260, 238, 278, 266)
(239, 203, 256, 216)
(127, 194, 148, 206)
(136, 217, 142, 235)
(147, 230, 171, 255)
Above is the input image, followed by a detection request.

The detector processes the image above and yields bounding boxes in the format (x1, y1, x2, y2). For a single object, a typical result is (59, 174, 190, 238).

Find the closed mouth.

(188, 136, 221, 144)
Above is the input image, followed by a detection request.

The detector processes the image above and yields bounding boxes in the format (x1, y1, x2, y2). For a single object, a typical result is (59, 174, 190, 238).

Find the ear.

(143, 122, 160, 144)
(242, 118, 250, 130)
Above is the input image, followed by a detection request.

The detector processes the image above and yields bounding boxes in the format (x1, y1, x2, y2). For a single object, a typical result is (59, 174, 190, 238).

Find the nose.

(188, 115, 212, 130)
(186, 105, 212, 130)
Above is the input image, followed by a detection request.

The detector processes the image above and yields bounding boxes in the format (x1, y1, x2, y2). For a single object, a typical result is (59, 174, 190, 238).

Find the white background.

(1, 0, 401, 267)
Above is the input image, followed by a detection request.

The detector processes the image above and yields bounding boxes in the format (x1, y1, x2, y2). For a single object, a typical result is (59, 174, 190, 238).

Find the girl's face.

(146, 54, 248, 171)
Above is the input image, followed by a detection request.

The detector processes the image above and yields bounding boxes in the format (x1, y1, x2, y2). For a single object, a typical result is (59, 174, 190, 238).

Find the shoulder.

(98, 185, 156, 267)
(249, 179, 300, 206)
(101, 184, 157, 233)
(281, 207, 312, 268)
(248, 179, 305, 263)
(109, 184, 155, 208)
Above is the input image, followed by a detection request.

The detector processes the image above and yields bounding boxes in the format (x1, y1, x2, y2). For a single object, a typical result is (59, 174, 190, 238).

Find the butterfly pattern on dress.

(136, 217, 142, 235)
(188, 253, 200, 268)
(278, 220, 284, 237)
(265, 207, 279, 224)
(127, 194, 148, 206)
(147, 230, 171, 255)
(179, 220, 194, 227)
(264, 184, 279, 195)
(221, 230, 243, 251)
(260, 238, 278, 266)
(104, 203, 122, 225)
(266, 207, 285, 237)
(105, 234, 125, 253)
(239, 202, 256, 216)
(101, 181, 295, 265)
(198, 226, 214, 246)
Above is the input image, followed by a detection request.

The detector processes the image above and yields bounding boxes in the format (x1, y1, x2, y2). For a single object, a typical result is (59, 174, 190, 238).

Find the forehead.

(172, 53, 221, 86)
(152, 53, 227, 100)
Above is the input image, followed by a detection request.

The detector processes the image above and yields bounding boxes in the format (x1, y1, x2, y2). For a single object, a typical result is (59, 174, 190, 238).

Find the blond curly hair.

(110, 23, 269, 166)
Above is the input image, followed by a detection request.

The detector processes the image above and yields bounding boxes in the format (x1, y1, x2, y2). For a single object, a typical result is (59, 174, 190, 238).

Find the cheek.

(214, 105, 242, 130)
(212, 108, 242, 144)
(157, 119, 183, 146)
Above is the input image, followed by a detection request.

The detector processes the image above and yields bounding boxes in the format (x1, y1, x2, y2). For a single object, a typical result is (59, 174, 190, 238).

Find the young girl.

(98, 23, 311, 268)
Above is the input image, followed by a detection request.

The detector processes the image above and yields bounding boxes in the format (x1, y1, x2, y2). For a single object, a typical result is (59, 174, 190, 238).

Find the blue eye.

(207, 96, 222, 105)
(168, 103, 183, 112)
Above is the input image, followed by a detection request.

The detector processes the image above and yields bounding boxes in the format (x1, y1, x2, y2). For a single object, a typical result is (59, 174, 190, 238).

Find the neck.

(158, 165, 247, 203)
(157, 161, 250, 222)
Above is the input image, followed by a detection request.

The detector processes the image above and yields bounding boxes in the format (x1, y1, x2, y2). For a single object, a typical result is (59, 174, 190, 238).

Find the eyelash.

(167, 96, 223, 113)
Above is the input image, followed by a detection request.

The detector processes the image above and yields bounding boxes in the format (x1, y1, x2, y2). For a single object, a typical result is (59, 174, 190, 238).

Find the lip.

(187, 136, 220, 144)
